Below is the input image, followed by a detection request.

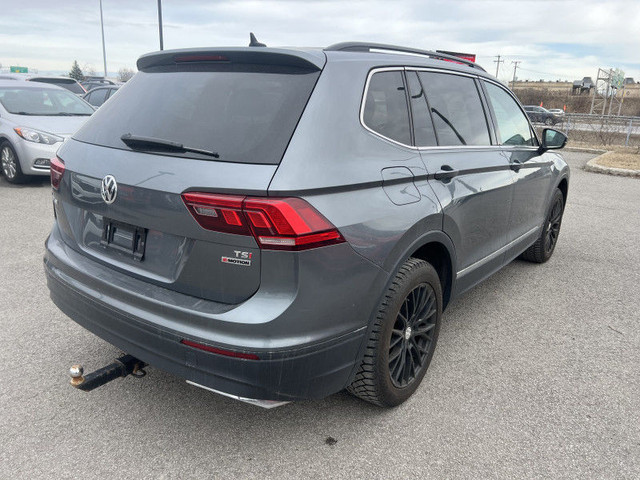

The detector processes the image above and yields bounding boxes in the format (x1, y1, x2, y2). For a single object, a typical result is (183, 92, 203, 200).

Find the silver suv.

(44, 42, 569, 407)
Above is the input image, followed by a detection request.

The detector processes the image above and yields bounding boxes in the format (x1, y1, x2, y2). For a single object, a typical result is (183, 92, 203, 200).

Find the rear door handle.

(434, 164, 458, 181)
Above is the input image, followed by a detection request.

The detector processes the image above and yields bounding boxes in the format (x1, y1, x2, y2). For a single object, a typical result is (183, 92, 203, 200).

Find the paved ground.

(1, 151, 638, 479)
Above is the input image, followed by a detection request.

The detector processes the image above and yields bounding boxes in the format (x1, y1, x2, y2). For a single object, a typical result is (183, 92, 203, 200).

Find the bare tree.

(117, 67, 135, 82)
(83, 63, 97, 77)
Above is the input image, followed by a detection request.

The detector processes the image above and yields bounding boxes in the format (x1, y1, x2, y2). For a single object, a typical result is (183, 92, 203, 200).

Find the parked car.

(81, 78, 117, 92)
(548, 108, 565, 116)
(0, 81, 94, 183)
(27, 76, 87, 96)
(83, 86, 120, 108)
(44, 41, 569, 408)
(523, 105, 561, 125)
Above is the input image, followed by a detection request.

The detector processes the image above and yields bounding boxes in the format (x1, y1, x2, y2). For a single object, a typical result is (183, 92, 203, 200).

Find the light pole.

(100, 0, 107, 78)
(158, 0, 164, 50)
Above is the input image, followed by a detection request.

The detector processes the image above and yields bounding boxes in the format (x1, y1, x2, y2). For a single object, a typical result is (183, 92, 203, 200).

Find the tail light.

(50, 156, 65, 190)
(182, 193, 345, 251)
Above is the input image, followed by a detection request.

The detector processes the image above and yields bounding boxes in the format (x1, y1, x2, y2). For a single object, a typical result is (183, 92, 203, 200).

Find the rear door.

(413, 70, 514, 293)
(55, 56, 321, 305)
(481, 80, 554, 251)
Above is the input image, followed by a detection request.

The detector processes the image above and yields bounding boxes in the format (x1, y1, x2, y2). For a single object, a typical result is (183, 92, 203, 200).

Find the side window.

(406, 72, 437, 147)
(363, 71, 411, 145)
(87, 89, 108, 106)
(483, 82, 534, 146)
(418, 72, 491, 146)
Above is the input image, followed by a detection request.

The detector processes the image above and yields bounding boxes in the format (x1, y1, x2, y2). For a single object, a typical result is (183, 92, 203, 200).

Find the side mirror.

(539, 128, 567, 152)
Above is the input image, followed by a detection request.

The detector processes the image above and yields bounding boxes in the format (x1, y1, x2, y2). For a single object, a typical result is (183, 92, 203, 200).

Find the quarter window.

(418, 72, 491, 146)
(484, 82, 534, 146)
(363, 71, 411, 145)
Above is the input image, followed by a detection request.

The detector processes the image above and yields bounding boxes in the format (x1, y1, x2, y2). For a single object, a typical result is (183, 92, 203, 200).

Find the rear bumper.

(44, 226, 384, 401)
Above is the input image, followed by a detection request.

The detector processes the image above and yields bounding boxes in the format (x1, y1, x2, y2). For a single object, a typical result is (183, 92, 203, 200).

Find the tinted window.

(363, 71, 411, 145)
(74, 65, 320, 165)
(0, 87, 94, 115)
(484, 82, 534, 146)
(418, 72, 490, 146)
(86, 88, 109, 106)
(406, 72, 437, 147)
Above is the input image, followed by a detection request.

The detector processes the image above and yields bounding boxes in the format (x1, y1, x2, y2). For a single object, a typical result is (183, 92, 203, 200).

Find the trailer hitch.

(69, 354, 147, 391)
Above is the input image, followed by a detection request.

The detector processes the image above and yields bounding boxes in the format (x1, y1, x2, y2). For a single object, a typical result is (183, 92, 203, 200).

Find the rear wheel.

(347, 258, 442, 407)
(1, 142, 26, 184)
(520, 188, 565, 263)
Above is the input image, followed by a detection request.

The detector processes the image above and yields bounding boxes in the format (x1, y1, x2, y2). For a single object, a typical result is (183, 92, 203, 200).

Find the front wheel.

(544, 117, 554, 126)
(1, 142, 26, 184)
(347, 258, 442, 407)
(520, 188, 565, 263)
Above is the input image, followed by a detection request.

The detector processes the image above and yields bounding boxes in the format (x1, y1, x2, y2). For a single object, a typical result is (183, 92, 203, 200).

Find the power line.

(493, 55, 504, 78)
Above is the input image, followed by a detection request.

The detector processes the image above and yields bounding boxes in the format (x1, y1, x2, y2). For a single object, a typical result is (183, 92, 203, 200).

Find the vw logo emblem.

(101, 175, 118, 204)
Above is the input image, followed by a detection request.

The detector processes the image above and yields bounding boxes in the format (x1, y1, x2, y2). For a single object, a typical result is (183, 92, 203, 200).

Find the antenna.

(249, 33, 266, 47)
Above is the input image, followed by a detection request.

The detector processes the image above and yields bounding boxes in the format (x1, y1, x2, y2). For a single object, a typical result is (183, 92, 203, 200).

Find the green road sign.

(10, 66, 28, 73)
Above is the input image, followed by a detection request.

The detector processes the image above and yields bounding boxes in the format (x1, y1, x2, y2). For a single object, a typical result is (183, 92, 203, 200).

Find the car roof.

(137, 44, 495, 80)
(85, 86, 119, 94)
(0, 79, 68, 90)
(28, 76, 79, 83)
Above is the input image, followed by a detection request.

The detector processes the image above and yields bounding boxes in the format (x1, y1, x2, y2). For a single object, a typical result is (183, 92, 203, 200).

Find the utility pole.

(157, 0, 164, 50)
(99, 0, 107, 77)
(511, 61, 521, 89)
(493, 55, 504, 78)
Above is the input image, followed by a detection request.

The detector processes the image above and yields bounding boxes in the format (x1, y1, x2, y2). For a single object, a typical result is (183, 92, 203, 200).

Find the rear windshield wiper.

(120, 133, 220, 158)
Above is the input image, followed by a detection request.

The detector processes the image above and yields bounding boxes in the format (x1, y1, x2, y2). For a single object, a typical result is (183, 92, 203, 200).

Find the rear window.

(73, 65, 320, 165)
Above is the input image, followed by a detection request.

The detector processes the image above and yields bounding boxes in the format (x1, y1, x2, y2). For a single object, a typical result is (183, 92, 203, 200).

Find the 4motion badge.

(221, 250, 253, 267)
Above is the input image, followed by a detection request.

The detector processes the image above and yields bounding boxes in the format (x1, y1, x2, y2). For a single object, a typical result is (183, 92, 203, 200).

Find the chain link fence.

(532, 114, 640, 148)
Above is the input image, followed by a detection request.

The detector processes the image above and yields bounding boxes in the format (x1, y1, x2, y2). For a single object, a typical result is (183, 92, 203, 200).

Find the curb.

(584, 151, 640, 178)
(565, 147, 607, 154)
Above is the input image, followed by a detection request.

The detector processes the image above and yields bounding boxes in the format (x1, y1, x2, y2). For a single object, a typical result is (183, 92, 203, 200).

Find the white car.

(548, 108, 565, 116)
(0, 80, 93, 183)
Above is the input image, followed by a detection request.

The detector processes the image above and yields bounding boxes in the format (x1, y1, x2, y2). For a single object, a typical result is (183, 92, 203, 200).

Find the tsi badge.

(221, 250, 253, 267)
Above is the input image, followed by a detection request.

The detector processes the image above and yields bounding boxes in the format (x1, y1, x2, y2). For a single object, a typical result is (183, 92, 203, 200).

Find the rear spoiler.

(137, 47, 326, 71)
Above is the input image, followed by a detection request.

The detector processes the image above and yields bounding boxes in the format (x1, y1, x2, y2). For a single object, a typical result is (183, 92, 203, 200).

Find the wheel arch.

(384, 230, 457, 311)
(557, 176, 569, 205)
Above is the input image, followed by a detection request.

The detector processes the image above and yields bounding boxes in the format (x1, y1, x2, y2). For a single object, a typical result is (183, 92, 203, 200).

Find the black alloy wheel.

(545, 194, 564, 255)
(347, 258, 442, 407)
(520, 188, 565, 263)
(388, 283, 437, 388)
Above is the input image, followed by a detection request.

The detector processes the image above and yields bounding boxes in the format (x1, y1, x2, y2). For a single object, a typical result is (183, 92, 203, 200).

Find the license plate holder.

(101, 217, 147, 261)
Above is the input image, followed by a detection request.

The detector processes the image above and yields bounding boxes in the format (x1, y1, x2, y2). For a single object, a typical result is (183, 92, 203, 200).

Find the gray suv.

(44, 42, 569, 407)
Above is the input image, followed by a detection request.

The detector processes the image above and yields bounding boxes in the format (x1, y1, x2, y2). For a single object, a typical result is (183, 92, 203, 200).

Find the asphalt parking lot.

(1, 151, 638, 479)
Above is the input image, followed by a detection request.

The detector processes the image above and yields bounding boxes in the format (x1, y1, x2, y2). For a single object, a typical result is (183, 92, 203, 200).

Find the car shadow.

(0, 175, 50, 188)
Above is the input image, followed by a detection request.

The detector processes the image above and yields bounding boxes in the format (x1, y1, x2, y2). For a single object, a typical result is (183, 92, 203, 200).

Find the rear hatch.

(54, 48, 324, 304)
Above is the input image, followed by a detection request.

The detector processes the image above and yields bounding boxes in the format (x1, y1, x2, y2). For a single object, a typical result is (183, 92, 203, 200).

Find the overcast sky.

(0, 0, 638, 83)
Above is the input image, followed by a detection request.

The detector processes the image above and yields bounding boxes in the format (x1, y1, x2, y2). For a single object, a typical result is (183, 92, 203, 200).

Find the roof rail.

(324, 42, 486, 72)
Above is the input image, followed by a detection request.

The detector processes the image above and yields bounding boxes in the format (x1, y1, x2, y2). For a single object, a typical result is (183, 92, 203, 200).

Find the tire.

(520, 189, 565, 263)
(544, 117, 553, 126)
(347, 258, 442, 407)
(1, 142, 27, 184)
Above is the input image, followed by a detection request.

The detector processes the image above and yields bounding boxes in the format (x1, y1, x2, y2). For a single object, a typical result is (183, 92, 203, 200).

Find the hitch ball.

(69, 364, 85, 386)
